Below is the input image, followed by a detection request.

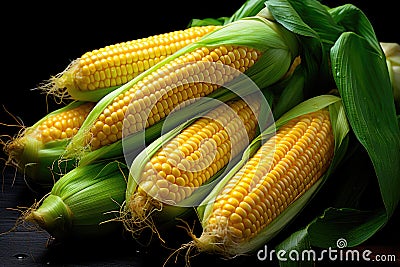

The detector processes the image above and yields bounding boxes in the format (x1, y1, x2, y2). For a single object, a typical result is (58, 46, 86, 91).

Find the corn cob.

(192, 108, 335, 256)
(41, 26, 219, 102)
(123, 95, 263, 236)
(2, 101, 95, 188)
(23, 102, 94, 143)
(89, 45, 261, 151)
(24, 161, 128, 240)
(65, 12, 299, 163)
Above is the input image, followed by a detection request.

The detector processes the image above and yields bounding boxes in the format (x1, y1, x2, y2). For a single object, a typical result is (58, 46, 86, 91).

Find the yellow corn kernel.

(52, 26, 219, 94)
(125, 96, 262, 233)
(33, 103, 95, 144)
(201, 109, 334, 249)
(134, 97, 261, 206)
(89, 45, 262, 150)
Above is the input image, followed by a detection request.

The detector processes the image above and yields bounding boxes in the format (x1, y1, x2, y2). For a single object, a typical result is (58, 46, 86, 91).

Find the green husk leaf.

(275, 228, 313, 267)
(226, 0, 269, 24)
(308, 208, 387, 249)
(327, 4, 381, 53)
(188, 17, 228, 27)
(271, 64, 306, 119)
(274, 8, 400, 267)
(270, 95, 341, 129)
(25, 160, 128, 240)
(265, 0, 318, 39)
(266, 0, 343, 44)
(265, 0, 347, 99)
(275, 208, 385, 267)
(331, 32, 400, 219)
(21, 138, 77, 189)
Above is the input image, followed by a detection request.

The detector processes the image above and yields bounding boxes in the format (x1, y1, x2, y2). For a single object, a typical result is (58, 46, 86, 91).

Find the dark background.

(1, 1, 399, 266)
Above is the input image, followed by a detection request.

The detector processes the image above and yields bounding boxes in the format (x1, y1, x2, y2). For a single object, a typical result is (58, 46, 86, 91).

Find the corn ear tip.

(175, 217, 228, 255)
(37, 59, 79, 101)
(1, 129, 53, 189)
(24, 209, 44, 227)
(192, 228, 239, 256)
(121, 192, 163, 240)
(1, 125, 30, 170)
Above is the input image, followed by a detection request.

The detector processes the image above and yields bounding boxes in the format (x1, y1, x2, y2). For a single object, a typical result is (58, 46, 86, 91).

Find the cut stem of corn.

(40, 26, 219, 102)
(123, 95, 263, 238)
(24, 161, 128, 240)
(193, 108, 335, 256)
(2, 101, 94, 188)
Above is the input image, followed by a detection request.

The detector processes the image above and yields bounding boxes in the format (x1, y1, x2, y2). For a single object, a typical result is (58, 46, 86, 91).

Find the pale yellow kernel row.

(72, 26, 220, 91)
(134, 97, 261, 205)
(89, 45, 262, 150)
(204, 109, 334, 246)
(33, 103, 95, 143)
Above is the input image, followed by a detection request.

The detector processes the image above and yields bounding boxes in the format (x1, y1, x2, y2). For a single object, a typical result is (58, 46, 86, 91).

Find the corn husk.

(23, 160, 128, 240)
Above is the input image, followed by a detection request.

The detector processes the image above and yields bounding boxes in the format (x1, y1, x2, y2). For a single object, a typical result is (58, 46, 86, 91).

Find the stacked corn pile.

(1, 0, 399, 266)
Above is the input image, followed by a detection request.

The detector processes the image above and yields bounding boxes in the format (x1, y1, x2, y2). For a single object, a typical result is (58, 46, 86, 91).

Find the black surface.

(1, 1, 399, 266)
(1, 161, 399, 266)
